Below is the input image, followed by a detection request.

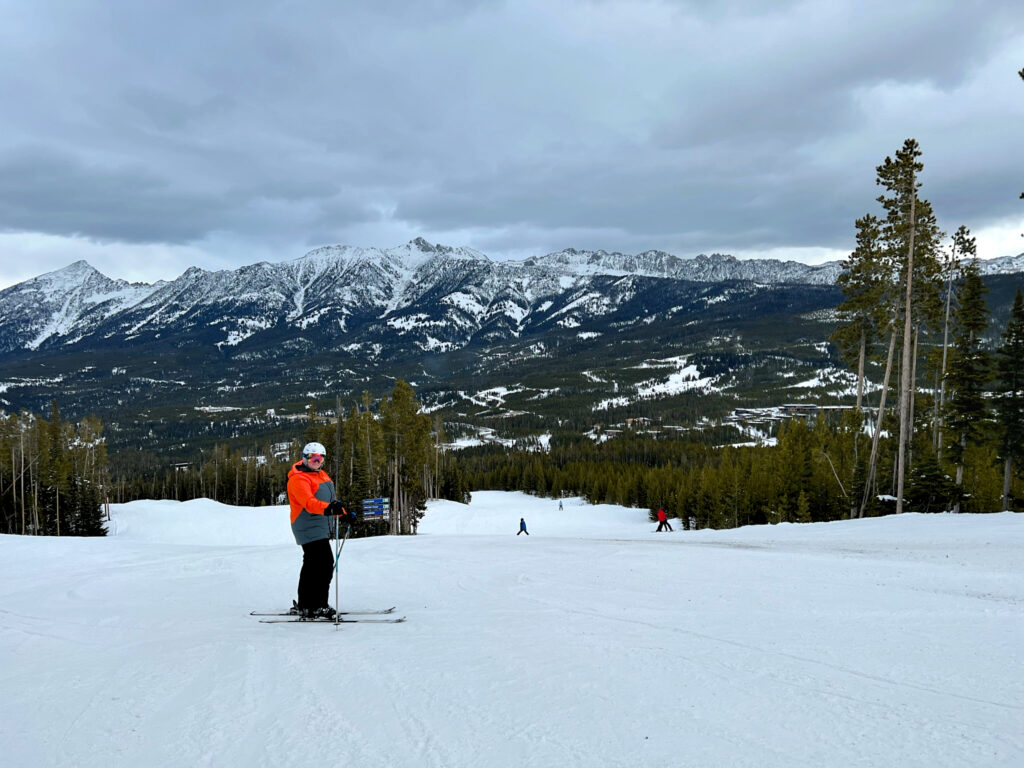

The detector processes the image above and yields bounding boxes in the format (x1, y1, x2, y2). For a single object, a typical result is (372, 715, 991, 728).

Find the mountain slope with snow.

(0, 240, 852, 354)
(1, 493, 1020, 767)
(0, 260, 162, 351)
(4, 241, 1020, 357)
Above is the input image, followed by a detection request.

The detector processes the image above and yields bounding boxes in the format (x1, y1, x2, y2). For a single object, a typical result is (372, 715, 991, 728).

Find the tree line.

(109, 441, 289, 509)
(107, 380, 470, 536)
(300, 380, 470, 535)
(457, 400, 1019, 528)
(0, 402, 108, 536)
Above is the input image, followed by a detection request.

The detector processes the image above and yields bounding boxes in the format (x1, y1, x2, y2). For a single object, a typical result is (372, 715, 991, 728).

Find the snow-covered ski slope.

(1, 491, 1021, 767)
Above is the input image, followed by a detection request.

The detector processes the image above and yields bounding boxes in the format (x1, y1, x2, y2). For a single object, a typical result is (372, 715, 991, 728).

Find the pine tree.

(44, 400, 74, 535)
(904, 450, 958, 513)
(995, 289, 1024, 509)
(833, 214, 888, 413)
(944, 258, 991, 511)
(934, 227, 970, 458)
(875, 139, 937, 513)
(380, 381, 432, 534)
(872, 138, 943, 514)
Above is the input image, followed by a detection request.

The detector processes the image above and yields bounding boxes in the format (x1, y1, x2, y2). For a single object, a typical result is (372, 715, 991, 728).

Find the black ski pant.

(517, 529, 529, 535)
(297, 538, 334, 610)
(656, 521, 673, 532)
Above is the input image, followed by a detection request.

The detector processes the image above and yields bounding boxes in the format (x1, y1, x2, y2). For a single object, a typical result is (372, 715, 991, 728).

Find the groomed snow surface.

(2, 492, 1022, 767)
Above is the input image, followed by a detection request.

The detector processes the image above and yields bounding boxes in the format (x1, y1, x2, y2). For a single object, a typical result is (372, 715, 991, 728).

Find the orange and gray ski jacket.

(287, 461, 336, 545)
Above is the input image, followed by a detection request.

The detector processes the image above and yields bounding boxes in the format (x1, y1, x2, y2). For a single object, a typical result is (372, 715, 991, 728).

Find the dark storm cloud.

(393, 141, 859, 250)
(0, 0, 1020, 280)
(0, 146, 224, 242)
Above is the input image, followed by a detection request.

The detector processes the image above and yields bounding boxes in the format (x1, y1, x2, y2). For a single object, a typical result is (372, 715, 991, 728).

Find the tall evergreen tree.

(833, 214, 888, 413)
(995, 289, 1024, 510)
(934, 227, 970, 458)
(874, 138, 942, 514)
(944, 258, 991, 511)
(380, 380, 432, 534)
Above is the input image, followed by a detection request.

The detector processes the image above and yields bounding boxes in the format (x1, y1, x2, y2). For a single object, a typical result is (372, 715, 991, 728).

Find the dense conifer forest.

(0, 403, 107, 536)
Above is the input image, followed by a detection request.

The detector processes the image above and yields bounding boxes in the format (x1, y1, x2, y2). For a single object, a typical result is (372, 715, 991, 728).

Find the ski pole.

(334, 520, 351, 626)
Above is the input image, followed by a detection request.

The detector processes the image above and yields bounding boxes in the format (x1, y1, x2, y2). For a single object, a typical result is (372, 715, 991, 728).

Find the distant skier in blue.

(517, 517, 529, 535)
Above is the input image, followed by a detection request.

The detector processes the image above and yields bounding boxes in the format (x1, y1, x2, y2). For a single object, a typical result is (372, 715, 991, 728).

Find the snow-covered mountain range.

(0, 239, 840, 353)
(4, 238, 1020, 356)
(2, 239, 1022, 455)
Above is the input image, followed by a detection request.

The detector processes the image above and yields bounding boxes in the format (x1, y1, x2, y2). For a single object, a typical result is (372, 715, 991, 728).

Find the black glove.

(325, 500, 346, 516)
(339, 509, 358, 526)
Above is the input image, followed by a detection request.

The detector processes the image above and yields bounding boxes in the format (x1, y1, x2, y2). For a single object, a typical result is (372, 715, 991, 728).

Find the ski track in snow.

(1, 492, 1022, 767)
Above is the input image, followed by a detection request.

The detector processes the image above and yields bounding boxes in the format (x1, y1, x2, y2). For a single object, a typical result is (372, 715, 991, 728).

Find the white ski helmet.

(302, 441, 327, 458)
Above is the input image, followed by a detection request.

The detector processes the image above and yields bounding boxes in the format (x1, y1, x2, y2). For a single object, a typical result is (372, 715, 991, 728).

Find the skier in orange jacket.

(287, 441, 355, 618)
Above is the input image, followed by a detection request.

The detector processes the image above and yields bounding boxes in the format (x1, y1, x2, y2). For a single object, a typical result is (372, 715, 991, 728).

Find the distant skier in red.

(655, 508, 673, 532)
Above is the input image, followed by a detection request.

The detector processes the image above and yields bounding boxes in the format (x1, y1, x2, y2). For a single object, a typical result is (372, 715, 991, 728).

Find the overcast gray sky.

(1, 0, 1021, 288)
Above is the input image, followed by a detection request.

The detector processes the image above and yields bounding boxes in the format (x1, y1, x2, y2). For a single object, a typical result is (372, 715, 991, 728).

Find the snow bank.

(108, 498, 287, 546)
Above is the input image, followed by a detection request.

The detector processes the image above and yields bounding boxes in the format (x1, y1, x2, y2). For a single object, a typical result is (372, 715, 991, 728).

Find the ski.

(259, 616, 406, 624)
(250, 606, 396, 617)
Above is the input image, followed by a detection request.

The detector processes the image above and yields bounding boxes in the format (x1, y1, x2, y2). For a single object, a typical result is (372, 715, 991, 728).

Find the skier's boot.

(315, 606, 337, 620)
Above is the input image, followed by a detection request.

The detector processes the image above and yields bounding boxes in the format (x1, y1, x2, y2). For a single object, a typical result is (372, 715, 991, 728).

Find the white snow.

(444, 427, 515, 449)
(593, 356, 722, 409)
(460, 386, 523, 408)
(216, 318, 276, 347)
(593, 395, 630, 410)
(788, 366, 861, 397)
(416, 336, 459, 352)
(387, 313, 431, 332)
(490, 299, 528, 323)
(1, 493, 1021, 767)
(441, 291, 487, 316)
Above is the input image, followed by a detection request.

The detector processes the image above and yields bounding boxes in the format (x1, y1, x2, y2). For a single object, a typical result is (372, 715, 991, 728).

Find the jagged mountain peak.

(409, 236, 438, 252)
(693, 253, 739, 263)
(294, 240, 490, 276)
(15, 260, 109, 290)
(0, 259, 164, 301)
(51, 259, 98, 276)
(180, 265, 212, 279)
(390, 238, 490, 268)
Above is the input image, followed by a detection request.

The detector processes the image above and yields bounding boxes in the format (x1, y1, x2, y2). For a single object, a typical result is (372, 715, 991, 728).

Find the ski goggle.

(304, 453, 325, 462)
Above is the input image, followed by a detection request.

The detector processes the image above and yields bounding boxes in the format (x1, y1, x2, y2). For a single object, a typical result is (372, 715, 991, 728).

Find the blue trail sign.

(362, 497, 391, 518)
